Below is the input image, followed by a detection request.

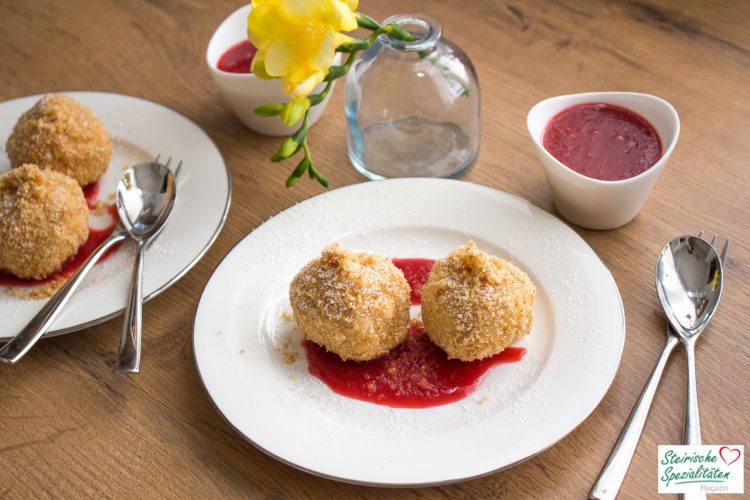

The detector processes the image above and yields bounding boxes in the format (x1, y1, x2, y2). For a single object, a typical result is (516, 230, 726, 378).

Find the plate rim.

(0, 90, 232, 339)
(192, 178, 625, 487)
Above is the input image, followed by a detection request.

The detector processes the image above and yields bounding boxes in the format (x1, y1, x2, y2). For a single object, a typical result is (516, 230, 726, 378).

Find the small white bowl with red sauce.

(206, 5, 338, 136)
(527, 92, 679, 229)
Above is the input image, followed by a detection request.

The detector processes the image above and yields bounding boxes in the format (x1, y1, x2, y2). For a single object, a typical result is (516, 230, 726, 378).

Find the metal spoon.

(589, 234, 728, 500)
(114, 162, 176, 374)
(657, 236, 723, 500)
(657, 236, 723, 437)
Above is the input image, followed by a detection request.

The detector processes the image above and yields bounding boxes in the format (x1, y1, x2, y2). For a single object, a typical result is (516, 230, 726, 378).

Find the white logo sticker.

(658, 445, 744, 494)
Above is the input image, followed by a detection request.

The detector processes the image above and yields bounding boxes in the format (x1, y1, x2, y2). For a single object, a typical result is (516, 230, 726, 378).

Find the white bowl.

(527, 92, 680, 230)
(206, 5, 338, 136)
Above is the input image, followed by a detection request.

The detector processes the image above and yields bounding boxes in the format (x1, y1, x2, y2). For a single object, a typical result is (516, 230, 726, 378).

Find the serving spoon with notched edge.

(114, 160, 176, 374)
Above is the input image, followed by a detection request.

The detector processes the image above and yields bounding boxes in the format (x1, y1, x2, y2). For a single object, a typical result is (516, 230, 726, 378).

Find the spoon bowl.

(655, 236, 723, 338)
(117, 163, 176, 239)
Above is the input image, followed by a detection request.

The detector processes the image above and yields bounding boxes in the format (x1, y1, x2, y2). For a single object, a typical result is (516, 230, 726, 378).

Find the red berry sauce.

(543, 103, 662, 181)
(392, 258, 434, 305)
(217, 40, 257, 74)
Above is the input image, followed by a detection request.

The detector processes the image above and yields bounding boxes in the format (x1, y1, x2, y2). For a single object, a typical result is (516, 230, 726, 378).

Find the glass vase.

(345, 14, 480, 180)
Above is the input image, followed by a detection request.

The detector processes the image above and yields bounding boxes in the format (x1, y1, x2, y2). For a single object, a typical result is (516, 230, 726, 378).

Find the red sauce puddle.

(0, 181, 120, 287)
(392, 257, 434, 305)
(303, 258, 527, 408)
(543, 102, 662, 181)
(217, 39, 257, 74)
(82, 181, 100, 209)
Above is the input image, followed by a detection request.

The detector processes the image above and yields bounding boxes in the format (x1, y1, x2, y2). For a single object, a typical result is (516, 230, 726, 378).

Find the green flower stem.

(262, 17, 413, 188)
(284, 112, 328, 188)
(304, 142, 328, 186)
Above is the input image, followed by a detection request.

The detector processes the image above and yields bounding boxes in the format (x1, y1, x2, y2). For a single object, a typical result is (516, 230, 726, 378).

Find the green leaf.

(255, 103, 284, 117)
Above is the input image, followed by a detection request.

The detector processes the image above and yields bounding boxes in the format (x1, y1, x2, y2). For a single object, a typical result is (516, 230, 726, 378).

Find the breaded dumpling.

(421, 241, 536, 361)
(290, 243, 411, 361)
(0, 164, 89, 279)
(6, 94, 112, 186)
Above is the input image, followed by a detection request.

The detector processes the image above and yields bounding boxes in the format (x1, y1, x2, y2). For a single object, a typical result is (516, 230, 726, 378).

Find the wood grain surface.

(1, 0, 748, 498)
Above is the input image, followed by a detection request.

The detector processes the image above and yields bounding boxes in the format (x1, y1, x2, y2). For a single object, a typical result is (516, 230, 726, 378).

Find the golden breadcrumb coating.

(6, 94, 112, 186)
(289, 243, 411, 361)
(421, 241, 536, 361)
(0, 164, 89, 279)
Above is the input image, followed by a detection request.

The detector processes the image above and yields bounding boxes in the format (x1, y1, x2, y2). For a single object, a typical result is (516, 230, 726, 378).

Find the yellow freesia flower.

(248, 0, 359, 99)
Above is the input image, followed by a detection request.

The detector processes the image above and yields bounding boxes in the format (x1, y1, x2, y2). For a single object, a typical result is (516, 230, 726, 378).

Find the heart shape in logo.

(719, 446, 741, 466)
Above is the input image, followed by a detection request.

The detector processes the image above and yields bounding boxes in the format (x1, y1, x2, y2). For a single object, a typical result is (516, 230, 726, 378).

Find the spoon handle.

(589, 333, 680, 500)
(115, 239, 145, 374)
(0, 231, 128, 365)
(682, 337, 702, 445)
(681, 337, 706, 500)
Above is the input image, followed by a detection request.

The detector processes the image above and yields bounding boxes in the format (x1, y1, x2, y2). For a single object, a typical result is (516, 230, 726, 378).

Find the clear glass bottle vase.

(346, 14, 480, 180)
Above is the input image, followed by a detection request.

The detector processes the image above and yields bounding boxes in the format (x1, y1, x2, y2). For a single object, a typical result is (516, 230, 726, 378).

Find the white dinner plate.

(0, 92, 231, 340)
(193, 179, 624, 486)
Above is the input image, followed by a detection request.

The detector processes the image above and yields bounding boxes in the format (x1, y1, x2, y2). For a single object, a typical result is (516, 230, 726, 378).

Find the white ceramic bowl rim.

(527, 91, 680, 186)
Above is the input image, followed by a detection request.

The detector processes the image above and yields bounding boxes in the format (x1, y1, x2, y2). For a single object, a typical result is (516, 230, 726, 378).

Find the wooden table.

(1, 0, 748, 497)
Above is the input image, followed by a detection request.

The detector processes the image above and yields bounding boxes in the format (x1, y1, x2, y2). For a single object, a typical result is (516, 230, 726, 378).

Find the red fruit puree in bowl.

(303, 258, 527, 408)
(217, 40, 257, 74)
(543, 103, 662, 181)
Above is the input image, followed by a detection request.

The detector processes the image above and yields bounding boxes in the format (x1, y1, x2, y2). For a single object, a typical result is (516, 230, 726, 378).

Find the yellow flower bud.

(278, 137, 299, 158)
(281, 98, 311, 126)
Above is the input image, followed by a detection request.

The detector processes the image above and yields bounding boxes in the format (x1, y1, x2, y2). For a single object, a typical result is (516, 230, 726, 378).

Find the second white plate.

(193, 179, 624, 486)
